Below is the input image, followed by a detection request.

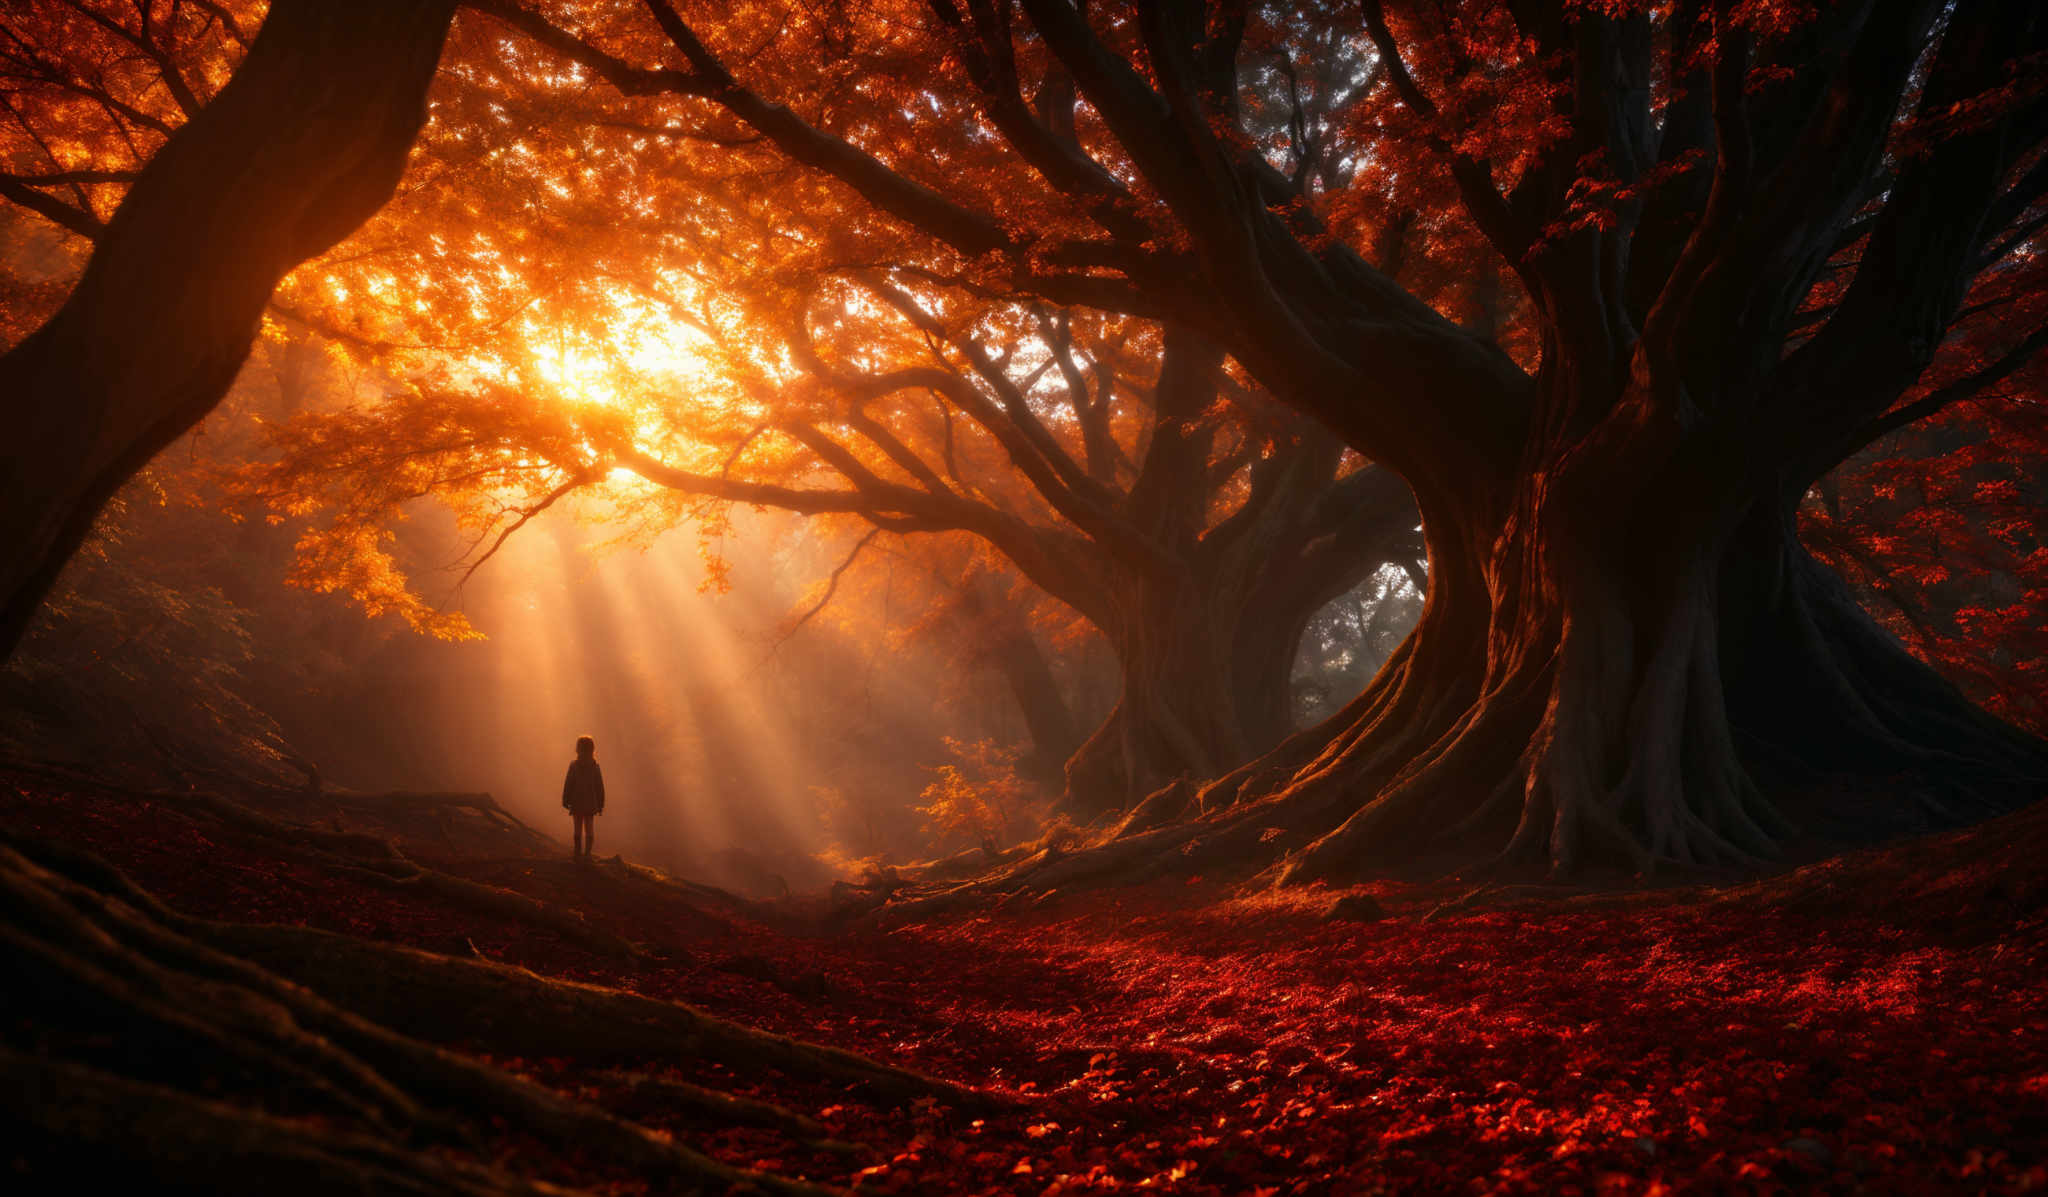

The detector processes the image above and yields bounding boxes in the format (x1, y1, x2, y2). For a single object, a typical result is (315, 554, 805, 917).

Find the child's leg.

(583, 814, 595, 857)
(573, 814, 586, 856)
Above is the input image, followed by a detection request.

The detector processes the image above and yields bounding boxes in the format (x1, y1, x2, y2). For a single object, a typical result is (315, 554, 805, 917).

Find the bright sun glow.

(522, 284, 717, 411)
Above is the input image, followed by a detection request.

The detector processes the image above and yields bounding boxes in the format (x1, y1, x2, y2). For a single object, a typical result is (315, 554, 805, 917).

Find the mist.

(256, 506, 1076, 895)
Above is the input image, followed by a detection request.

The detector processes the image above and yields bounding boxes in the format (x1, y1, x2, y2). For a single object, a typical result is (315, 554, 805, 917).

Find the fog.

(3, 434, 1149, 897)
(1, 330, 1412, 897)
(4, 443, 1422, 899)
(255, 507, 1072, 894)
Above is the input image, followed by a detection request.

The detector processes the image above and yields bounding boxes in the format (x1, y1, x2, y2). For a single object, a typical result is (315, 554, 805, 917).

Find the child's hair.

(575, 735, 596, 756)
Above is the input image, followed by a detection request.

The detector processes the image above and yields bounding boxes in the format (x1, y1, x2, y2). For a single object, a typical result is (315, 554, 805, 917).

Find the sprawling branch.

(465, 1, 1176, 314)
(461, 0, 712, 98)
(924, 0, 1148, 242)
(1778, 0, 2048, 477)
(1839, 320, 2048, 463)
(637, 0, 1012, 256)
(611, 440, 1110, 623)
(1357, 0, 1530, 260)
(1698, 0, 1947, 369)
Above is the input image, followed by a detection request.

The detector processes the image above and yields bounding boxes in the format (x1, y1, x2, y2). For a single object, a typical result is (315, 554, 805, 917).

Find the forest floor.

(4, 766, 2047, 1195)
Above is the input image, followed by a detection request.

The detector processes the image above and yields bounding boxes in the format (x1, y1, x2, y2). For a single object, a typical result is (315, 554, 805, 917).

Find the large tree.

(0, 0, 457, 656)
(461, 0, 2048, 878)
(238, 279, 1421, 813)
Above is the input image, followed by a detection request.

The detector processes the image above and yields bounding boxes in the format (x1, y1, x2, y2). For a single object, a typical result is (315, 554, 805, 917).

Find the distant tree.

(1291, 564, 1425, 729)
(884, 554, 1098, 789)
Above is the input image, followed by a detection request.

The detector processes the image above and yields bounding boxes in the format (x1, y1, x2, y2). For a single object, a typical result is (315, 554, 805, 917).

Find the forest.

(0, 0, 2044, 1192)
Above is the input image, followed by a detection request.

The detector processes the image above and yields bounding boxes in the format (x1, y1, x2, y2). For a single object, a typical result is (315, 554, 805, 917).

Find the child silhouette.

(561, 735, 605, 860)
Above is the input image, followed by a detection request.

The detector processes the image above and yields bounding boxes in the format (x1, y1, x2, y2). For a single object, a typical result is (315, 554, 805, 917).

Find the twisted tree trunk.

(1060, 325, 1425, 816)
(1268, 456, 2048, 883)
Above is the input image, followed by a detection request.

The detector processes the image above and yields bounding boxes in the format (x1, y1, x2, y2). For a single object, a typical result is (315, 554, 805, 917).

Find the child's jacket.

(562, 758, 605, 815)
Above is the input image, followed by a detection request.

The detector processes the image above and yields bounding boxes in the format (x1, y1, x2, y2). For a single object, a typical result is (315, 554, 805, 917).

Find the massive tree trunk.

(0, 0, 457, 658)
(1260, 451, 2048, 884)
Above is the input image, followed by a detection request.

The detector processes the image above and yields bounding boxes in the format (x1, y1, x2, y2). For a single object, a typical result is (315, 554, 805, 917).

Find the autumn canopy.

(8, 0, 2039, 877)
(2, 1, 2048, 1193)
(3, 0, 2046, 882)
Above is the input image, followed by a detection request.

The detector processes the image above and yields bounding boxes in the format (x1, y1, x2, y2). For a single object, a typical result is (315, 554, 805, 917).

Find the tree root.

(599, 854, 755, 915)
(325, 787, 536, 825)
(198, 918, 1002, 1112)
(196, 805, 642, 959)
(0, 1046, 568, 1197)
(1107, 777, 1194, 839)
(324, 854, 644, 959)
(869, 763, 1376, 920)
(600, 1070, 830, 1138)
(600, 1070, 872, 1158)
(10, 828, 989, 1111)
(1, 835, 1013, 1193)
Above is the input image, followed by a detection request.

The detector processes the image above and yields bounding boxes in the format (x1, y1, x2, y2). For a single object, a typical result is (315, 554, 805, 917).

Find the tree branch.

(450, 470, 594, 593)
(1841, 319, 2048, 460)
(771, 527, 879, 647)
(1357, 0, 1530, 260)
(0, 174, 105, 239)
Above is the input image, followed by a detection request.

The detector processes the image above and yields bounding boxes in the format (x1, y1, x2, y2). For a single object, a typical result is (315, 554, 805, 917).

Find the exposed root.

(7, 840, 847, 1192)
(600, 1069, 830, 1139)
(1, 835, 1030, 1193)
(323, 854, 644, 959)
(872, 782, 1362, 920)
(0, 1047, 568, 1197)
(1107, 777, 1194, 838)
(13, 829, 987, 1111)
(199, 918, 1001, 1111)
(324, 787, 543, 832)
